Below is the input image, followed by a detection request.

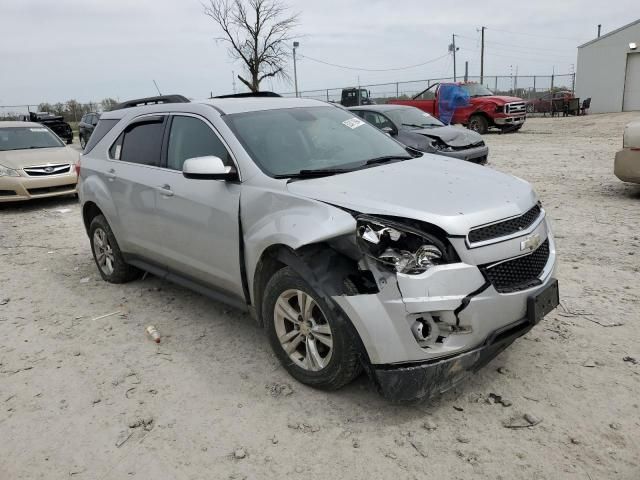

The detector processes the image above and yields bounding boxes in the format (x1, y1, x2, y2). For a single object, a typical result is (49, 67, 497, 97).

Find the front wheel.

(468, 114, 489, 134)
(263, 267, 362, 390)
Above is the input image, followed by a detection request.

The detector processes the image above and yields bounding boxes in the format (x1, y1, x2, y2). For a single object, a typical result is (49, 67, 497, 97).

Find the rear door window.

(116, 117, 166, 166)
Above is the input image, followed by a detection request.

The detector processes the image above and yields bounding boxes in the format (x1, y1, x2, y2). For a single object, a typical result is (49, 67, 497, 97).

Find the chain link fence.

(281, 73, 576, 106)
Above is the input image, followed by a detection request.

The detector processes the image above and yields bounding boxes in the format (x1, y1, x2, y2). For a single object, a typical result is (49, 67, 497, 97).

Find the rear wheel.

(468, 114, 489, 134)
(89, 215, 141, 283)
(263, 267, 362, 390)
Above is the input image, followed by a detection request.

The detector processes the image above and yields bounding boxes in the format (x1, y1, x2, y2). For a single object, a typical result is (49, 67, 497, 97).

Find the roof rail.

(212, 91, 282, 99)
(110, 94, 190, 111)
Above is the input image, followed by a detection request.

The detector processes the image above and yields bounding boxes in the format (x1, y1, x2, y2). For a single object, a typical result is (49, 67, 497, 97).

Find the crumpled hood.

(411, 125, 483, 147)
(286, 156, 537, 236)
(0, 146, 78, 169)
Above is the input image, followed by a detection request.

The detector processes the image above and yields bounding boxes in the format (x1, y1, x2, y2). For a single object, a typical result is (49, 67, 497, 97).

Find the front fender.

(241, 185, 357, 301)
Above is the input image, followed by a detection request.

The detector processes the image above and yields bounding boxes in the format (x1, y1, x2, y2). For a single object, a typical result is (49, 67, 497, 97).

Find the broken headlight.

(356, 217, 446, 274)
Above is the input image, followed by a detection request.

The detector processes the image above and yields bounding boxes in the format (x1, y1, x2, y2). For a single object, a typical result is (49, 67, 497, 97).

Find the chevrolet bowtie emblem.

(520, 233, 541, 251)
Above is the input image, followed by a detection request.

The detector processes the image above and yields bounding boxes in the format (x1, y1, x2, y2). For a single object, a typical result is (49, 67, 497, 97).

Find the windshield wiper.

(365, 155, 412, 165)
(273, 167, 354, 179)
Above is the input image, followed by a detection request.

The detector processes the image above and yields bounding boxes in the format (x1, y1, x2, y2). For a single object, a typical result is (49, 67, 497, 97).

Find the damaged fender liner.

(371, 317, 534, 402)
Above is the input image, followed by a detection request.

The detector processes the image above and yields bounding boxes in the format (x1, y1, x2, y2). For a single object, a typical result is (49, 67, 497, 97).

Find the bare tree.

(203, 0, 298, 92)
(101, 98, 118, 112)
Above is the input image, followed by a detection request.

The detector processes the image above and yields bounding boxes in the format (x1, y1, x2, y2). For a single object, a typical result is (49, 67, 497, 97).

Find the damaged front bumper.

(438, 144, 489, 164)
(332, 217, 558, 401)
(372, 316, 532, 402)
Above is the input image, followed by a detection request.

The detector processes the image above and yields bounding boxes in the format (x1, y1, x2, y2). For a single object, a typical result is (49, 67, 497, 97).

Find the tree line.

(35, 98, 119, 122)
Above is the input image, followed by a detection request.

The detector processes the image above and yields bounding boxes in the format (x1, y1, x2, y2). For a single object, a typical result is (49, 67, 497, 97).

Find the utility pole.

(232, 70, 236, 94)
(293, 41, 300, 98)
(464, 61, 469, 82)
(480, 26, 486, 84)
(451, 34, 458, 81)
(597, 24, 602, 37)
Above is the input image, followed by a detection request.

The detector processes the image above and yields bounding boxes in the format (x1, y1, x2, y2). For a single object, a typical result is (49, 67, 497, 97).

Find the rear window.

(83, 119, 119, 154)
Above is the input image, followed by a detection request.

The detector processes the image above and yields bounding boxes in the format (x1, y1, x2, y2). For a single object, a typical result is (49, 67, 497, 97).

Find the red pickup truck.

(389, 82, 526, 134)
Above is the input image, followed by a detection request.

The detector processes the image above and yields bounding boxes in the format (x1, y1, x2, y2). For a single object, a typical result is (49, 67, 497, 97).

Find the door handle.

(106, 168, 116, 181)
(156, 184, 174, 197)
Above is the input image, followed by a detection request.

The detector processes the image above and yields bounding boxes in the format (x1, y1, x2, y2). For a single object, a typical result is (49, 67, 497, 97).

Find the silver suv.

(78, 95, 559, 402)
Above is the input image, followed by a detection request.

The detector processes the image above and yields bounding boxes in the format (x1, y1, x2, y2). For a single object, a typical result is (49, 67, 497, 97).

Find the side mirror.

(381, 126, 396, 136)
(183, 155, 237, 180)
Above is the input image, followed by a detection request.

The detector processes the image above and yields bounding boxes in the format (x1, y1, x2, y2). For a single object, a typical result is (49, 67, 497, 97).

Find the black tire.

(89, 214, 141, 283)
(468, 114, 489, 134)
(263, 267, 362, 390)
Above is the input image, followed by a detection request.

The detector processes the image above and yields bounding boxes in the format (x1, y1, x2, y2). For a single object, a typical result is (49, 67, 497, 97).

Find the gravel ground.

(1, 113, 639, 480)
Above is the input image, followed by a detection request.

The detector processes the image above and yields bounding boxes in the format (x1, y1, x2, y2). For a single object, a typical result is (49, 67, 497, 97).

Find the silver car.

(79, 96, 559, 402)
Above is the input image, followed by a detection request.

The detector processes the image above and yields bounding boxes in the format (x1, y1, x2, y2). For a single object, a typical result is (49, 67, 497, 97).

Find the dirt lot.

(1, 113, 639, 480)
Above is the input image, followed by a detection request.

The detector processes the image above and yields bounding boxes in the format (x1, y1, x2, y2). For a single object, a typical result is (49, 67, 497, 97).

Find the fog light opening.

(411, 316, 439, 346)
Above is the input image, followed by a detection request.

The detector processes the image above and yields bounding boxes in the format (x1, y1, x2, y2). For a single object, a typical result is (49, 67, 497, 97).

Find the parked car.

(79, 112, 100, 150)
(78, 95, 558, 402)
(390, 82, 526, 134)
(0, 121, 78, 202)
(525, 91, 574, 114)
(614, 118, 640, 184)
(350, 105, 488, 164)
(340, 88, 375, 107)
(18, 112, 73, 144)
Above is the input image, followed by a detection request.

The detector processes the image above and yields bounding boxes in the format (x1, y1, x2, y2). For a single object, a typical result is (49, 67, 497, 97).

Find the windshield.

(224, 106, 410, 177)
(460, 83, 494, 97)
(0, 127, 64, 151)
(385, 107, 444, 129)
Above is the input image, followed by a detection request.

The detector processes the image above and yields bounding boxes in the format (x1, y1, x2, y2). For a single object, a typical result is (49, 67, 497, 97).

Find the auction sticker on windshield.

(30, 128, 48, 132)
(342, 117, 365, 129)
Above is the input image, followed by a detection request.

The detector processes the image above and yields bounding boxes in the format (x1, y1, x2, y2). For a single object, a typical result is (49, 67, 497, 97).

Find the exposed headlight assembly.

(356, 216, 446, 274)
(0, 164, 20, 177)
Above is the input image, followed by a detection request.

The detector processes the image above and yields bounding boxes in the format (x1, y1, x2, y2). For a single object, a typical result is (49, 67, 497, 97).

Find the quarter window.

(166, 116, 231, 171)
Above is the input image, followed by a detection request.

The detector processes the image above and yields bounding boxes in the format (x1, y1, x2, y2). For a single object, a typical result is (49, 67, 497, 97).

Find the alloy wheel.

(274, 289, 333, 371)
(93, 228, 115, 275)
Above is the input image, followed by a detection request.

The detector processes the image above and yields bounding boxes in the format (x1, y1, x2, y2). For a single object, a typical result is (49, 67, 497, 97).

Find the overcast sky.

(0, 0, 637, 106)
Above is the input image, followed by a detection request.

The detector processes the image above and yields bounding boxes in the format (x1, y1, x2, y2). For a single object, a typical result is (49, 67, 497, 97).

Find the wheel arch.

(82, 201, 103, 234)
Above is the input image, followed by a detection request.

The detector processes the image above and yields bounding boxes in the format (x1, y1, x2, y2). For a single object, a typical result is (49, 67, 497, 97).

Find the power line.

(297, 53, 450, 72)
(459, 47, 573, 65)
(457, 34, 572, 54)
(485, 27, 582, 42)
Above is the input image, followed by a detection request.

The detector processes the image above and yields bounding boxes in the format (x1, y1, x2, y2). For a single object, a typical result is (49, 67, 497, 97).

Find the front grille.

(482, 239, 549, 293)
(27, 184, 76, 196)
(469, 204, 541, 243)
(23, 164, 71, 176)
(0, 189, 17, 196)
(506, 102, 526, 115)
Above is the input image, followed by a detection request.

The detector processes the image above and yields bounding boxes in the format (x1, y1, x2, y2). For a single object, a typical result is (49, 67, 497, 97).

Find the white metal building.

(576, 19, 640, 113)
